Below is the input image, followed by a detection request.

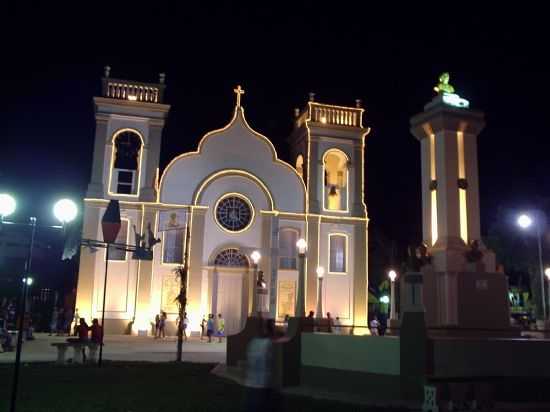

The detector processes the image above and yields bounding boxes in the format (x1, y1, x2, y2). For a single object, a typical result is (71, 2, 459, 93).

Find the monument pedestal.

(421, 264, 517, 337)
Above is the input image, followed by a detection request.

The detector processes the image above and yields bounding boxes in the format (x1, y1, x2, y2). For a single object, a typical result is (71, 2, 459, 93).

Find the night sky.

(1, 5, 548, 288)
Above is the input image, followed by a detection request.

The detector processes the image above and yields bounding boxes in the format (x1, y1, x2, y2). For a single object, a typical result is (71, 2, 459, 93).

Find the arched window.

(295, 154, 304, 179)
(110, 130, 142, 195)
(323, 149, 349, 211)
(214, 248, 249, 267)
(279, 228, 298, 269)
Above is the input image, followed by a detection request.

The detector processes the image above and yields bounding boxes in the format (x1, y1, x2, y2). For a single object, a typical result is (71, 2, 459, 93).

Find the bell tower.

(87, 66, 170, 202)
(289, 94, 369, 217)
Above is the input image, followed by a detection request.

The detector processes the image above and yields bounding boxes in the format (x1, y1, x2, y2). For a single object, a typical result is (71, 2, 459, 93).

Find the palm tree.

(173, 218, 190, 362)
(173, 264, 188, 362)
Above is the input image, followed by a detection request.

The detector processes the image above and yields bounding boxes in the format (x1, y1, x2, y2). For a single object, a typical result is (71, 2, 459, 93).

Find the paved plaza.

(0, 333, 226, 363)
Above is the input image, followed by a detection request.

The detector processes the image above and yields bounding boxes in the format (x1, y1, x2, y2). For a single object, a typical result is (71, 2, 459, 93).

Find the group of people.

(282, 311, 343, 334)
(200, 313, 224, 343)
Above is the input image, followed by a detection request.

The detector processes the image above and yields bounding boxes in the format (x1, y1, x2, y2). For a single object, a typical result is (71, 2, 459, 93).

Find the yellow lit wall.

(457, 132, 468, 244)
(430, 134, 438, 246)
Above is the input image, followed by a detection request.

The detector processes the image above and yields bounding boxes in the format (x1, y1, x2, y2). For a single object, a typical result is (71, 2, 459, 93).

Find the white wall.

(91, 206, 140, 321)
(160, 110, 305, 213)
(319, 222, 354, 322)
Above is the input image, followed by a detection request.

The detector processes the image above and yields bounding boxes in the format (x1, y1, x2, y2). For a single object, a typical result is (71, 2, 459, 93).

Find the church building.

(75, 70, 370, 335)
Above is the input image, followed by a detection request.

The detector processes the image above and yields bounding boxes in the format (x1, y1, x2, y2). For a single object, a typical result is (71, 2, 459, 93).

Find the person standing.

(200, 316, 207, 341)
(73, 308, 80, 336)
(206, 314, 214, 343)
(154, 314, 161, 339)
(217, 313, 225, 343)
(90, 319, 103, 344)
(49, 307, 59, 336)
(369, 316, 380, 336)
(326, 312, 333, 333)
(333, 316, 341, 335)
(177, 312, 189, 341)
(64, 307, 74, 336)
(245, 319, 278, 412)
(159, 311, 167, 339)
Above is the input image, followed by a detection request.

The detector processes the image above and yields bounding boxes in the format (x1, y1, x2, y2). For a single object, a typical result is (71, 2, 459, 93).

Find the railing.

(101, 78, 165, 103)
(310, 103, 362, 127)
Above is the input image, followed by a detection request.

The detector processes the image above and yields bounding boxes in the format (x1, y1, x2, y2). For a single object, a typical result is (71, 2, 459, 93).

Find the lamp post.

(2, 194, 78, 412)
(388, 269, 398, 322)
(250, 250, 261, 315)
(315, 266, 324, 319)
(517, 213, 546, 321)
(295, 238, 307, 317)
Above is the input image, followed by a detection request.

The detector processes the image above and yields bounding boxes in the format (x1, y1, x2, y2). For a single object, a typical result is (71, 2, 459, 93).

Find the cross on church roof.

(233, 85, 245, 108)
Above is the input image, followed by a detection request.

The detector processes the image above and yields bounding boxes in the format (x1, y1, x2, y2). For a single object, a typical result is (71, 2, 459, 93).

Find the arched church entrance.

(212, 248, 249, 335)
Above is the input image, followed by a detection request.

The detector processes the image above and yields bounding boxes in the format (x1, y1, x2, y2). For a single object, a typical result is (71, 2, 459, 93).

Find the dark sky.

(1, 5, 548, 278)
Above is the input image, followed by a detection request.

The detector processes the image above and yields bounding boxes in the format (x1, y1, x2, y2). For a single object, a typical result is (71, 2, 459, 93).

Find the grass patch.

(0, 362, 407, 412)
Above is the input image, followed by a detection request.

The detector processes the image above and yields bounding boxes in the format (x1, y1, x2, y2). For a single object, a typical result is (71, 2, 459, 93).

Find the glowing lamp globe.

(388, 270, 397, 282)
(0, 193, 16, 217)
(517, 214, 533, 229)
(296, 238, 307, 255)
(316, 266, 325, 278)
(545, 267, 550, 281)
(251, 250, 261, 265)
(53, 199, 78, 224)
(380, 295, 390, 304)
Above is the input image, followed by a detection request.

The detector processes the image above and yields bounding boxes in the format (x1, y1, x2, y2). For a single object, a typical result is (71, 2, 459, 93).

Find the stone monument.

(409, 73, 512, 335)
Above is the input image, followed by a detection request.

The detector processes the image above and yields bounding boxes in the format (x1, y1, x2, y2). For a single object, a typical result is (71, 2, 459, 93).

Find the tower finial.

(159, 73, 166, 84)
(355, 99, 362, 108)
(233, 85, 245, 108)
(104, 65, 111, 78)
(308, 92, 315, 102)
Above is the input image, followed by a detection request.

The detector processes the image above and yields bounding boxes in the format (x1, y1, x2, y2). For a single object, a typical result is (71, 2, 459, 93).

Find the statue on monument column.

(433, 72, 455, 94)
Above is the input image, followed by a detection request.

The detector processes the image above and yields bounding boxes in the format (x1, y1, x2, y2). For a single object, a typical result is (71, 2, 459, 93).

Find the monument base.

(421, 265, 518, 337)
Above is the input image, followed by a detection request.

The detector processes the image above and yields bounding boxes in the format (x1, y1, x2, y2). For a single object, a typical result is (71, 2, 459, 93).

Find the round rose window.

(215, 195, 253, 232)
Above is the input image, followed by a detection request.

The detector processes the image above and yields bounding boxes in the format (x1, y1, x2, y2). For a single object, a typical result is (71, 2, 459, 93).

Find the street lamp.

(295, 238, 307, 317)
(388, 269, 398, 322)
(0, 193, 16, 218)
(53, 199, 78, 224)
(4, 195, 78, 412)
(250, 250, 261, 315)
(517, 212, 546, 322)
(315, 266, 324, 319)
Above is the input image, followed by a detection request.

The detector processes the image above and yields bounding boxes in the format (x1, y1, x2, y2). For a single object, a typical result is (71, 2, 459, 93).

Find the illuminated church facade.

(76, 71, 370, 335)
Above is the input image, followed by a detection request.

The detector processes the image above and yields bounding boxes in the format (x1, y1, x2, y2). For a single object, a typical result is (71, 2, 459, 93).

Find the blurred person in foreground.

(245, 318, 280, 412)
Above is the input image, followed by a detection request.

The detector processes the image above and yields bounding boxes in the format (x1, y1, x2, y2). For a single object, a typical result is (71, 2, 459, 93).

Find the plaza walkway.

(0, 333, 226, 363)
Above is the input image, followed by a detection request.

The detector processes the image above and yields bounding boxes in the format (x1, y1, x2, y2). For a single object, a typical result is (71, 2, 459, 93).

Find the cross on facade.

(234, 85, 245, 107)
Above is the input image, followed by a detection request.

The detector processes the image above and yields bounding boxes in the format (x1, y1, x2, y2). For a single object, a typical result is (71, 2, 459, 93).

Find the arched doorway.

(212, 248, 249, 335)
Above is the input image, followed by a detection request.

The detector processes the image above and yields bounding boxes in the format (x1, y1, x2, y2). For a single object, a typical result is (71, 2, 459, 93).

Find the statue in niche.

(433, 72, 455, 95)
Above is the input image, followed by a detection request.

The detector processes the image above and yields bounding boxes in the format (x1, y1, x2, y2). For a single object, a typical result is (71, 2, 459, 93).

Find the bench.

(51, 342, 102, 364)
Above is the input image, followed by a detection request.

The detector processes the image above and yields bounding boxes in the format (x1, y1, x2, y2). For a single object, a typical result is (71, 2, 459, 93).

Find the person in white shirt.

(370, 316, 380, 336)
(333, 316, 341, 334)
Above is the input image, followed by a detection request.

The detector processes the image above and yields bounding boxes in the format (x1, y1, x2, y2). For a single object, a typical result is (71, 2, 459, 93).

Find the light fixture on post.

(0, 193, 16, 220)
(7, 197, 79, 412)
(545, 267, 550, 320)
(53, 199, 78, 225)
(388, 269, 398, 323)
(517, 212, 546, 323)
(295, 238, 307, 317)
(250, 250, 261, 316)
(315, 266, 324, 319)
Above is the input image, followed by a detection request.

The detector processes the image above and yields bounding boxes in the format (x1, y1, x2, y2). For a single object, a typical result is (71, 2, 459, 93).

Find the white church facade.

(76, 72, 370, 335)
